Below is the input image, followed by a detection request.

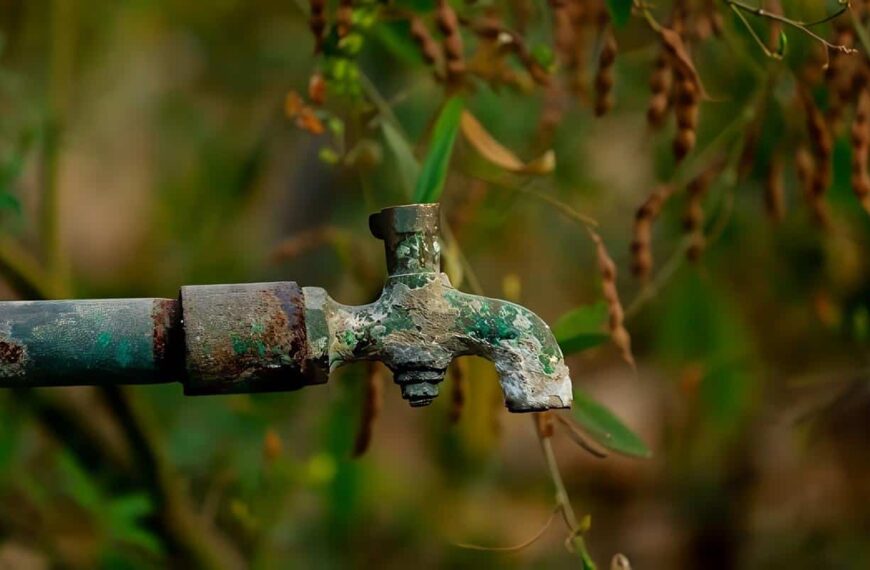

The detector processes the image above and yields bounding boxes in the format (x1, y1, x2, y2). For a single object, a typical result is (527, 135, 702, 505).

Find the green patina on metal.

(0, 299, 175, 387)
(0, 203, 571, 412)
(302, 203, 572, 411)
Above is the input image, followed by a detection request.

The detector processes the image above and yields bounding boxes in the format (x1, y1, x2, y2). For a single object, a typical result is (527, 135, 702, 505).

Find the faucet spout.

(302, 204, 573, 412)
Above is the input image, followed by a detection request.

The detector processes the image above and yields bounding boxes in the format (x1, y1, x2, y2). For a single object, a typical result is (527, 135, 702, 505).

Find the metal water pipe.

(0, 204, 572, 412)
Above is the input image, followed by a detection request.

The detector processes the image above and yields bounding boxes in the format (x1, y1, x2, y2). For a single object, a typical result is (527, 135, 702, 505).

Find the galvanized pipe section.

(0, 283, 328, 393)
(0, 298, 181, 387)
(180, 282, 327, 395)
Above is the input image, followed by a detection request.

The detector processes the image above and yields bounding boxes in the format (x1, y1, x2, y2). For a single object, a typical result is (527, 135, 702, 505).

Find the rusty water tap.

(0, 204, 572, 412)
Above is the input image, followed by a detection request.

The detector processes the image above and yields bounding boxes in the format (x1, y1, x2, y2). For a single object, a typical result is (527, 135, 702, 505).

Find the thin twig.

(537, 425, 579, 531)
(723, 0, 857, 64)
(553, 414, 608, 459)
(626, 100, 756, 320)
(474, 173, 599, 228)
(625, 237, 690, 319)
(632, 1, 664, 33)
(730, 5, 782, 60)
(725, 0, 851, 29)
(454, 505, 559, 552)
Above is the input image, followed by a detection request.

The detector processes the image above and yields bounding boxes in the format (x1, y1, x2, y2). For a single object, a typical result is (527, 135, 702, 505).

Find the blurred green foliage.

(0, 0, 869, 569)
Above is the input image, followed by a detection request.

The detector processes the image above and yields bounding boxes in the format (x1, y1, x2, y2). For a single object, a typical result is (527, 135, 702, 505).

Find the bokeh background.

(1, 0, 869, 568)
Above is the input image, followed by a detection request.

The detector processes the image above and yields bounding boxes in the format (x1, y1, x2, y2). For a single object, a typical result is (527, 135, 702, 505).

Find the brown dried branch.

(353, 362, 383, 457)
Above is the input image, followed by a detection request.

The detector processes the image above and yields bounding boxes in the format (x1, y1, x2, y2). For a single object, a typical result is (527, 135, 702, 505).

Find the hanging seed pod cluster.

(623, 1, 868, 282)
(291, 0, 870, 291)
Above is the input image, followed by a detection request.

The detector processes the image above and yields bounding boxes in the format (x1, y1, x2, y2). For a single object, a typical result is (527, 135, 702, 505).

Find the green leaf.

(605, 0, 632, 27)
(108, 493, 153, 523)
(531, 44, 555, 71)
(413, 97, 464, 203)
(776, 31, 788, 57)
(57, 452, 103, 509)
(381, 121, 420, 199)
(553, 301, 609, 355)
(572, 387, 651, 458)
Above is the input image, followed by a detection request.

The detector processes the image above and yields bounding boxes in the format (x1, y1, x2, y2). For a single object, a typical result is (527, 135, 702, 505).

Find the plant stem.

(0, 237, 59, 299)
(42, 0, 76, 293)
(538, 431, 580, 531)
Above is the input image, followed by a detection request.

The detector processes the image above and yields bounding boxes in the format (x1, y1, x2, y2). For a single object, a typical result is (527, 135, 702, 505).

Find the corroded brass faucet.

(0, 204, 572, 412)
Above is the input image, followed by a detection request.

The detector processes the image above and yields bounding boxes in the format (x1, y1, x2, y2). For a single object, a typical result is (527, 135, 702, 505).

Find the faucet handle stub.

(368, 204, 440, 241)
(370, 204, 442, 277)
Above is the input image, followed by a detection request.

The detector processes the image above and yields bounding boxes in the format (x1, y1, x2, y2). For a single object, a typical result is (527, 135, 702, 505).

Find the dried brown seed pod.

(851, 88, 870, 214)
(682, 165, 719, 261)
(353, 362, 383, 457)
(673, 72, 699, 162)
(309, 0, 326, 54)
(536, 82, 566, 148)
(548, 0, 574, 65)
(565, 0, 589, 98)
(826, 23, 856, 126)
(631, 185, 674, 280)
(469, 17, 549, 86)
(795, 145, 828, 227)
(594, 29, 618, 117)
(765, 154, 786, 222)
(410, 16, 442, 69)
(801, 92, 833, 227)
(673, 128, 697, 163)
(337, 0, 353, 38)
(588, 228, 634, 369)
(436, 0, 465, 82)
(308, 72, 326, 106)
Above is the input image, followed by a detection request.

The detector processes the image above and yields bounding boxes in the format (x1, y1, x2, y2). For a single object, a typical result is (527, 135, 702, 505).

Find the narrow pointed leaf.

(572, 387, 651, 458)
(553, 301, 609, 355)
(381, 121, 420, 200)
(413, 96, 464, 203)
(461, 111, 555, 175)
